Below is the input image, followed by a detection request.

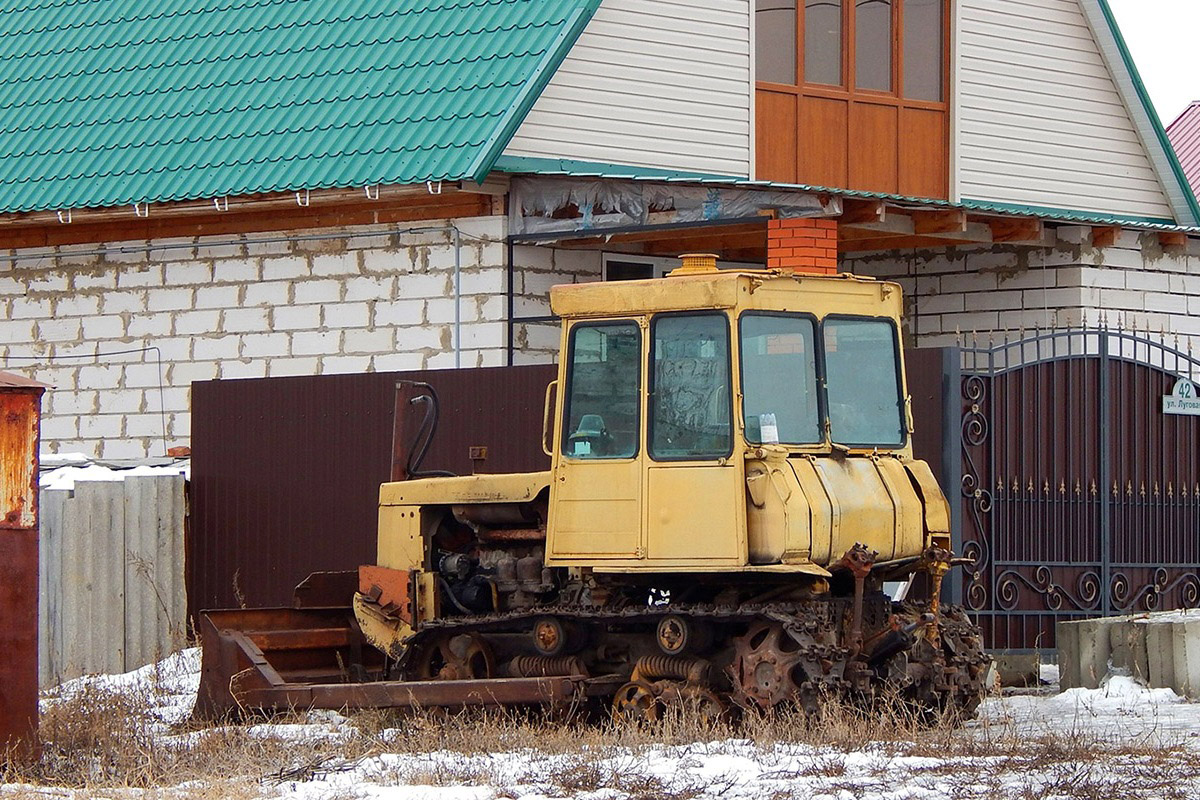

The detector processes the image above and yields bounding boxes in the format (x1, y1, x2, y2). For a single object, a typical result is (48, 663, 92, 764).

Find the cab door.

(644, 313, 744, 564)
(546, 320, 644, 561)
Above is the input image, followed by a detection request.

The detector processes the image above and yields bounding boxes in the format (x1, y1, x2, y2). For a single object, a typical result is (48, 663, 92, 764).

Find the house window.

(903, 0, 942, 101)
(758, 0, 797, 85)
(803, 0, 842, 86)
(854, 0, 892, 92)
(756, 0, 942, 98)
(754, 0, 950, 198)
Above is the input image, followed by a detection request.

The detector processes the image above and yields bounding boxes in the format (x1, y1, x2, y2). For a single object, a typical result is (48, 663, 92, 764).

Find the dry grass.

(5, 681, 1200, 800)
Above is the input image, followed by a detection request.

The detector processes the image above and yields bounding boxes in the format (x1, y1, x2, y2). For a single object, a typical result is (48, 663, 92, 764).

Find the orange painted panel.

(899, 107, 948, 199)
(756, 89, 798, 182)
(797, 96, 848, 189)
(848, 102, 898, 194)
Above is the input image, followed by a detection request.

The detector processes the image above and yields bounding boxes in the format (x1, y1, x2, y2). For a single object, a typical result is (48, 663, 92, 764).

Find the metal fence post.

(1099, 330, 1112, 616)
(943, 346, 964, 605)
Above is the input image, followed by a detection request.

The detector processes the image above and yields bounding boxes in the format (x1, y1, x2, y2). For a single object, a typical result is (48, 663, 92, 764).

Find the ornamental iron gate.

(958, 328, 1200, 652)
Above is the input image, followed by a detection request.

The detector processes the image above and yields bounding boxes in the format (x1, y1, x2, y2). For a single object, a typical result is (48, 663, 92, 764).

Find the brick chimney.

(767, 218, 838, 274)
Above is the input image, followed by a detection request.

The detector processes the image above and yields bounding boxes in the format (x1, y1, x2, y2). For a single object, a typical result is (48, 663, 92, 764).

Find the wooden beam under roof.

(912, 209, 968, 235)
(1091, 225, 1121, 248)
(988, 217, 1045, 244)
(838, 198, 888, 226)
(1158, 231, 1188, 249)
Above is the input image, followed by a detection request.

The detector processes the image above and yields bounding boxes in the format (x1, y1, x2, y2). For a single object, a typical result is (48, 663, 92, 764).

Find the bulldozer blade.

(195, 606, 606, 719)
(195, 607, 384, 719)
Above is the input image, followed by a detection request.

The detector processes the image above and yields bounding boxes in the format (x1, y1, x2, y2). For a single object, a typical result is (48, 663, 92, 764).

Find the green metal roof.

(0, 0, 599, 214)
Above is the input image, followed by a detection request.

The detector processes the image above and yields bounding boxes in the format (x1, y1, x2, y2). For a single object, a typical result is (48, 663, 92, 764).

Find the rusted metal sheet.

(1, 387, 41, 530)
(0, 374, 46, 756)
(188, 365, 556, 619)
(194, 604, 596, 718)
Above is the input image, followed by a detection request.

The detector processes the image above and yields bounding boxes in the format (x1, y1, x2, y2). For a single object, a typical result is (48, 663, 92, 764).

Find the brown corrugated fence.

(188, 365, 556, 618)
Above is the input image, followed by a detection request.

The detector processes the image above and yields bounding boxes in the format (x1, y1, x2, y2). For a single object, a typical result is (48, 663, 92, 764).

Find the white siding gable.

(502, 0, 752, 178)
(957, 0, 1174, 220)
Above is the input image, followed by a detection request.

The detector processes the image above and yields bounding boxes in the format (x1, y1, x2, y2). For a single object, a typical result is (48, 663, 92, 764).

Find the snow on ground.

(10, 651, 1200, 799)
(38, 453, 189, 490)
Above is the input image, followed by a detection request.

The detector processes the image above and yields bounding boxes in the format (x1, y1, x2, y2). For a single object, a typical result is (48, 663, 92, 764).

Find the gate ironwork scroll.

(959, 328, 1200, 651)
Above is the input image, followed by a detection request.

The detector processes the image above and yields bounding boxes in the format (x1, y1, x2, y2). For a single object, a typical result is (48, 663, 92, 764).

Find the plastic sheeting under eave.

(509, 175, 834, 237)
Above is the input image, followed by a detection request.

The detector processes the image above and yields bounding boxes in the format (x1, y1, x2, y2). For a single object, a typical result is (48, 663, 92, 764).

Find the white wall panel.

(957, 0, 1174, 220)
(503, 0, 751, 177)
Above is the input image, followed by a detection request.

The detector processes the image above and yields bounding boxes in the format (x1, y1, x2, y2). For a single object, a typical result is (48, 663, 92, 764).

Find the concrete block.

(1056, 620, 1082, 689)
(79, 414, 123, 439)
(9, 296, 52, 318)
(27, 271, 69, 292)
(194, 285, 241, 309)
(116, 265, 164, 288)
(240, 332, 290, 358)
(221, 307, 269, 333)
(311, 252, 360, 277)
(146, 287, 195, 312)
(396, 272, 452, 298)
(122, 364, 164, 389)
(374, 299, 425, 327)
(273, 305, 321, 331)
(291, 330, 341, 356)
(261, 256, 312, 280)
(343, 328, 394, 354)
(174, 310, 222, 336)
(127, 315, 172, 338)
(77, 364, 122, 392)
(220, 360, 268, 380)
(344, 275, 395, 302)
(267, 356, 321, 377)
(100, 292, 147, 314)
(169, 360, 220, 385)
(243, 281, 290, 307)
(192, 336, 242, 361)
(1175, 620, 1200, 699)
(323, 302, 370, 329)
(1107, 621, 1149, 682)
(212, 258, 261, 284)
(362, 249, 414, 274)
(513, 244, 554, 273)
(1146, 621, 1176, 692)
(36, 318, 81, 343)
(372, 352, 426, 372)
(195, 242, 245, 260)
(322, 355, 373, 374)
(54, 295, 102, 318)
(1125, 270, 1172, 293)
(125, 413, 163, 439)
(164, 261, 213, 286)
(293, 279, 343, 305)
(1076, 618, 1111, 689)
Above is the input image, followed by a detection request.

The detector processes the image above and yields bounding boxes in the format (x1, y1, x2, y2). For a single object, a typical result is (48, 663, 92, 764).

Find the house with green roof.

(0, 0, 1197, 458)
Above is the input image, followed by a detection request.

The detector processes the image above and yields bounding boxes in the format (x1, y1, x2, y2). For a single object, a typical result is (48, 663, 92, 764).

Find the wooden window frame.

(756, 0, 951, 111)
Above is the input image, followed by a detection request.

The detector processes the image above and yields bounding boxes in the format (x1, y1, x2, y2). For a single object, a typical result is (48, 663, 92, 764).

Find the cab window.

(824, 316, 905, 447)
(740, 313, 821, 445)
(562, 322, 640, 459)
(650, 313, 733, 460)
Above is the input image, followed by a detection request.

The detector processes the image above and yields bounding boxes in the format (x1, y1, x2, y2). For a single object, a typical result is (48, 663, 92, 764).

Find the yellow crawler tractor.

(196, 255, 989, 721)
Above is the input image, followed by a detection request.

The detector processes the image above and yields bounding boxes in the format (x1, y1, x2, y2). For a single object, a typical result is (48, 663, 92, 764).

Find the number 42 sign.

(1163, 378, 1200, 416)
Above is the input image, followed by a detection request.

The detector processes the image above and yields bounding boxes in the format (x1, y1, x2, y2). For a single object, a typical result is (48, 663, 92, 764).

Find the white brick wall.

(1, 215, 601, 459)
(845, 231, 1200, 350)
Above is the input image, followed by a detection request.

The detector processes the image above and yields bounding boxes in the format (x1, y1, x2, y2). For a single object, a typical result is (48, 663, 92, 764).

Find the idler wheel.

(655, 615, 711, 656)
(532, 616, 567, 656)
(413, 633, 495, 681)
(661, 684, 729, 725)
(730, 622, 806, 710)
(611, 680, 660, 724)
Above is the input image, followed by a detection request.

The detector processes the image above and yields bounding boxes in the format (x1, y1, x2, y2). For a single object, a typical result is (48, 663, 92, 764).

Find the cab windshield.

(739, 313, 821, 445)
(738, 313, 905, 448)
(823, 317, 905, 447)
